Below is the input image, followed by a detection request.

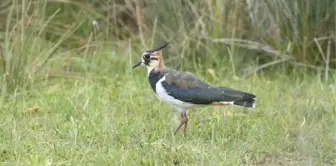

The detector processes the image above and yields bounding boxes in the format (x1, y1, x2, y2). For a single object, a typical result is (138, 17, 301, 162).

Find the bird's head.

(132, 42, 169, 70)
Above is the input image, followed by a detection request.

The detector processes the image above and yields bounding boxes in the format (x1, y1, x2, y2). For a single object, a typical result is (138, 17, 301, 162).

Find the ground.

(0, 61, 335, 165)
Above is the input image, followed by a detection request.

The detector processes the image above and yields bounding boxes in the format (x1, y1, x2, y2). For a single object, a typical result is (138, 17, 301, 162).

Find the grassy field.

(0, 51, 335, 165)
(0, 0, 335, 165)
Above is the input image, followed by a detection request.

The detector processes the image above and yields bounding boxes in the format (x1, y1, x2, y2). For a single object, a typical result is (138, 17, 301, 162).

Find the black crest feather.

(146, 42, 170, 53)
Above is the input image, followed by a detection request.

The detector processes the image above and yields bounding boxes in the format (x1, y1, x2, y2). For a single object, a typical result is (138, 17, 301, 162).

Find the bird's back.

(148, 68, 255, 108)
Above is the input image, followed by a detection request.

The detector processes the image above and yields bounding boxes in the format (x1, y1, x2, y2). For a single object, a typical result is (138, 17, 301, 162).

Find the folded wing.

(162, 70, 255, 107)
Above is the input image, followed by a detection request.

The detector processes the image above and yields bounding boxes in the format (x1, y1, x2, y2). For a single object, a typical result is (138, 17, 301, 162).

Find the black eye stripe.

(150, 57, 158, 60)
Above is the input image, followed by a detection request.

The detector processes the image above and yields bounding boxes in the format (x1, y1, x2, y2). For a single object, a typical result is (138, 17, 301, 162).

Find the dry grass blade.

(314, 38, 333, 81)
(289, 62, 336, 72)
(203, 36, 296, 76)
(314, 38, 326, 62)
(202, 36, 293, 59)
(325, 40, 331, 81)
(243, 58, 293, 77)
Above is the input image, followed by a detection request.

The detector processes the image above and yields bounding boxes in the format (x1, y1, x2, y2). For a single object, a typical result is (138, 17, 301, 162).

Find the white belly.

(155, 76, 196, 110)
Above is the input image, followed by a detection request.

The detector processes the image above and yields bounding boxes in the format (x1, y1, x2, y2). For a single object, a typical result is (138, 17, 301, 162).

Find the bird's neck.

(147, 67, 166, 93)
(146, 67, 154, 76)
(146, 67, 165, 76)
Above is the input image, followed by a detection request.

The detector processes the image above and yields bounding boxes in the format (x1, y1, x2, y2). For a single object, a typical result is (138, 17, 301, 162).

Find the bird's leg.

(174, 111, 188, 136)
(182, 112, 188, 136)
(174, 112, 185, 135)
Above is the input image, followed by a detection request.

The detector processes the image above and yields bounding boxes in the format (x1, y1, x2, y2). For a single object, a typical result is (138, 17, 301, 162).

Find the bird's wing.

(162, 70, 250, 105)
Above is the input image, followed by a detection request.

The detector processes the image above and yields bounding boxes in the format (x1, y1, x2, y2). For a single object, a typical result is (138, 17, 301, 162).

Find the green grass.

(0, 55, 335, 165)
(0, 1, 335, 165)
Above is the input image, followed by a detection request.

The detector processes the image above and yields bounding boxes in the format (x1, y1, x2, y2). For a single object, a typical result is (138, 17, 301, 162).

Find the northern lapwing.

(132, 42, 256, 136)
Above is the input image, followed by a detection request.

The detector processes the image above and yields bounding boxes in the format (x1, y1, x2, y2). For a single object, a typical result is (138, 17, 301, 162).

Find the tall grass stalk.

(0, 0, 334, 93)
(0, 0, 77, 94)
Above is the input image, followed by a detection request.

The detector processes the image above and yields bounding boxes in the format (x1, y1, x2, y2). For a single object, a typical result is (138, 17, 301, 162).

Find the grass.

(0, 52, 335, 165)
(0, 0, 335, 165)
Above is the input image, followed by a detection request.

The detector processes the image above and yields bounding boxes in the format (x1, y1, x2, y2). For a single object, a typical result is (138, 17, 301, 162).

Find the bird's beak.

(132, 61, 142, 69)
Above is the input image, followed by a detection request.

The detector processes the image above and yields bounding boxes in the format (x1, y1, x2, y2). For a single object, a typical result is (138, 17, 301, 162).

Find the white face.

(140, 51, 160, 69)
(132, 42, 168, 70)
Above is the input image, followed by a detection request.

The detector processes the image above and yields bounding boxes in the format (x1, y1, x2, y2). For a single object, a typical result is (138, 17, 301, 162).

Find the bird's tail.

(233, 97, 255, 108)
(217, 87, 256, 108)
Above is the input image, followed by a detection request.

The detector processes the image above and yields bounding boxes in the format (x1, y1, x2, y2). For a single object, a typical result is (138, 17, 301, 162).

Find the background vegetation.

(0, 0, 335, 165)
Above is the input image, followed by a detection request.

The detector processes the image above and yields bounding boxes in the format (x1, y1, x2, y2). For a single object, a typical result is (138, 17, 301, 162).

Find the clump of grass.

(0, 0, 78, 94)
(1, 0, 334, 80)
(139, 0, 335, 75)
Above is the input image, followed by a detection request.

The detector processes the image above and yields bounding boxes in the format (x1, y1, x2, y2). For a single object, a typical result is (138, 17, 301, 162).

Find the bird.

(132, 42, 256, 136)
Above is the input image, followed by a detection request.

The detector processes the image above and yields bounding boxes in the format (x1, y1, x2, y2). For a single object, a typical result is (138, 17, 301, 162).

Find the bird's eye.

(144, 54, 150, 59)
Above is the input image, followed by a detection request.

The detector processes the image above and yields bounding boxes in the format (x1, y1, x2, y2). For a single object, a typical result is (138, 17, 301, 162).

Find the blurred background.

(0, 0, 335, 93)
